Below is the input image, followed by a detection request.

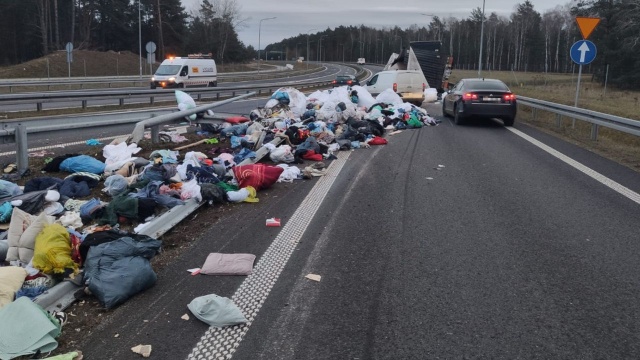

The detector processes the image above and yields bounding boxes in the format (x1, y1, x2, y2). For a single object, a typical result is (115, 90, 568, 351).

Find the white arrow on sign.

(578, 42, 590, 63)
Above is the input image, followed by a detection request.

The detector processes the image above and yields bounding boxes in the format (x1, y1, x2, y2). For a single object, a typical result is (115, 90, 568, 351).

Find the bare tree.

(155, 0, 165, 59)
(54, 0, 60, 49)
(36, 0, 49, 55)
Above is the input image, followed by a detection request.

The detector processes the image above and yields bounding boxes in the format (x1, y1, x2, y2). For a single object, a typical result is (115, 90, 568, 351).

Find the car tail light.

(393, 83, 397, 92)
(422, 83, 426, 91)
(347, 80, 352, 85)
(463, 93, 478, 101)
(332, 80, 336, 84)
(503, 93, 515, 101)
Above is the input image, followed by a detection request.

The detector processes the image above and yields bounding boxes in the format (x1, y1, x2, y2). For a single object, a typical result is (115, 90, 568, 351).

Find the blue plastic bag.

(59, 155, 106, 174)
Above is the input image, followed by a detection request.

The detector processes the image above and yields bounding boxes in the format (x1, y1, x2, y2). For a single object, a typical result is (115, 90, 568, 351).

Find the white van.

(150, 56, 217, 89)
(365, 70, 429, 106)
(357, 58, 366, 65)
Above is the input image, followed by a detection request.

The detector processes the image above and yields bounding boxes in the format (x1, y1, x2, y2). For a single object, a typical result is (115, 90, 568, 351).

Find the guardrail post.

(197, 94, 202, 101)
(82, 100, 87, 109)
(216, 93, 220, 100)
(555, 114, 562, 128)
(150, 96, 155, 105)
(119, 98, 124, 106)
(232, 91, 236, 97)
(591, 124, 599, 141)
(151, 125, 160, 144)
(150, 114, 160, 144)
(37, 103, 42, 111)
(16, 124, 28, 173)
(532, 108, 537, 121)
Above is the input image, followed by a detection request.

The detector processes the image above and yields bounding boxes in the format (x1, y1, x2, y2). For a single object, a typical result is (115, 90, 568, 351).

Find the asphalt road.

(73, 104, 640, 359)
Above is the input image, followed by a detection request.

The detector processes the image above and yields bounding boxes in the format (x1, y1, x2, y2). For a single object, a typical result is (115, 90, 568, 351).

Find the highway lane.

(68, 103, 640, 358)
(1, 63, 357, 113)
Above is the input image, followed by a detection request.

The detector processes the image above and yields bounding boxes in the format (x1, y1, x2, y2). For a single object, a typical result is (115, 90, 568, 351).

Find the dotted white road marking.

(187, 151, 350, 360)
(508, 127, 640, 205)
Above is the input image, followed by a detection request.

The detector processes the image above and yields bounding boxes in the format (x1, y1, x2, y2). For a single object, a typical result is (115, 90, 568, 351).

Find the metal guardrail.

(0, 79, 333, 112)
(6, 93, 257, 173)
(0, 66, 324, 93)
(517, 96, 640, 141)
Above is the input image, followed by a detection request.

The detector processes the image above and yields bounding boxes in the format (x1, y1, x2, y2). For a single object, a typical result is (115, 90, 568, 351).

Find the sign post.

(570, 17, 600, 127)
(146, 41, 157, 76)
(65, 42, 73, 78)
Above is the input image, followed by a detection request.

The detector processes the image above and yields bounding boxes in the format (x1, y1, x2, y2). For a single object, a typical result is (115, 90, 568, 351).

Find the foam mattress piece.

(200, 253, 256, 276)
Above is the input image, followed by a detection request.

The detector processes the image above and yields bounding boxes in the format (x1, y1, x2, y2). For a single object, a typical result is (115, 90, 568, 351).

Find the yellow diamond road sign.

(576, 17, 601, 40)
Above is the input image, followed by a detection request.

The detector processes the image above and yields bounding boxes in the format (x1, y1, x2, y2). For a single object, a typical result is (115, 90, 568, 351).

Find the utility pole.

(258, 17, 276, 74)
(477, 0, 486, 78)
(306, 28, 317, 70)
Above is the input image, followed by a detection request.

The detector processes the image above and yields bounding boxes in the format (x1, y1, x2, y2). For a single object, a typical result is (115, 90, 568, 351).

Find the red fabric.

(233, 164, 284, 191)
(70, 233, 82, 265)
(302, 150, 323, 161)
(225, 116, 250, 124)
(369, 136, 388, 145)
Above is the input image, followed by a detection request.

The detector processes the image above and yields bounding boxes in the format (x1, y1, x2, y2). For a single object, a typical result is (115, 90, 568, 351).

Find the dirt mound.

(0, 50, 149, 79)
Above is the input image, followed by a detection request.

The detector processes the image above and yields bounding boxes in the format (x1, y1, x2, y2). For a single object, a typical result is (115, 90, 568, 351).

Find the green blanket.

(0, 297, 61, 360)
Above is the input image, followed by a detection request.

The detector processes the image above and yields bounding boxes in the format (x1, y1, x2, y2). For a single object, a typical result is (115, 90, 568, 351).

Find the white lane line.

(187, 151, 351, 360)
(507, 127, 640, 205)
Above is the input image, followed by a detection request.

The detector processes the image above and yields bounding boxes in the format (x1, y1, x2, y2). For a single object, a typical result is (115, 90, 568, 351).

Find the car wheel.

(503, 116, 515, 126)
(208, 82, 216, 87)
(178, 83, 185, 88)
(442, 101, 450, 118)
(150, 84, 156, 90)
(454, 104, 464, 125)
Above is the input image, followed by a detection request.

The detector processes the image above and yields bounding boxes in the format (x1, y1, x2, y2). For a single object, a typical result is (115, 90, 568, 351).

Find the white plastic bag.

(180, 179, 202, 202)
(424, 88, 438, 103)
(375, 89, 403, 106)
(176, 90, 197, 121)
(269, 145, 295, 163)
(351, 85, 376, 109)
(277, 164, 301, 182)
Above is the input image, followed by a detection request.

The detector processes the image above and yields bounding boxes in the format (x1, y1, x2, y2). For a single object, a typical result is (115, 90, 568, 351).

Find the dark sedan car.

(442, 78, 517, 126)
(332, 75, 360, 87)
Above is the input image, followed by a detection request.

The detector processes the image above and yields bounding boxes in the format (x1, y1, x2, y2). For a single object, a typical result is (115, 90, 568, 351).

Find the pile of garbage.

(0, 85, 437, 358)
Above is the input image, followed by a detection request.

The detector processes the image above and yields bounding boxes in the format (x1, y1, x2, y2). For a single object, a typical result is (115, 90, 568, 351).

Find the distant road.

(1, 63, 358, 113)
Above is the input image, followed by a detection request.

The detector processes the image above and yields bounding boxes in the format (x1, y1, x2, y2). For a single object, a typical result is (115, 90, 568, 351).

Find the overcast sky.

(181, 0, 574, 50)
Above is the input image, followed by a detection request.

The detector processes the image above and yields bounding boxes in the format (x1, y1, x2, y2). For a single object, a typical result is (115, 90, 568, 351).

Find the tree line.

(1, 0, 637, 89)
(0, 0, 254, 66)
(267, 0, 638, 89)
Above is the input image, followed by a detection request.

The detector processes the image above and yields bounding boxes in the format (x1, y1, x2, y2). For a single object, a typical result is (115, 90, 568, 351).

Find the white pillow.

(0, 266, 27, 309)
(6, 208, 55, 263)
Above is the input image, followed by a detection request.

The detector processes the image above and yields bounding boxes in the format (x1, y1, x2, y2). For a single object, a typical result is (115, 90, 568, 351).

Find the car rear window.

(466, 81, 509, 91)
(337, 76, 351, 81)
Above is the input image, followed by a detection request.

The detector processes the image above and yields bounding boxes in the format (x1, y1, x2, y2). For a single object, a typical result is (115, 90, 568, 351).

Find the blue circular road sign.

(570, 40, 597, 65)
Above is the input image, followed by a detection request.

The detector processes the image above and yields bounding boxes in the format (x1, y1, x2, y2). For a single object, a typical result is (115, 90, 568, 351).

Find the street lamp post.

(377, 39, 384, 65)
(477, 0, 486, 77)
(318, 35, 326, 64)
(138, 0, 142, 77)
(421, 13, 437, 41)
(258, 17, 276, 73)
(306, 28, 317, 70)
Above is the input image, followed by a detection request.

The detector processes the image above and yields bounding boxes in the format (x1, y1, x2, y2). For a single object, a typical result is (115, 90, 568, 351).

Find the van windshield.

(155, 65, 181, 76)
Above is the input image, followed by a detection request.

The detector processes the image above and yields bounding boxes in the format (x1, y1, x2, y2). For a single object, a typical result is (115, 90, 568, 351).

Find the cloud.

(181, 0, 565, 48)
